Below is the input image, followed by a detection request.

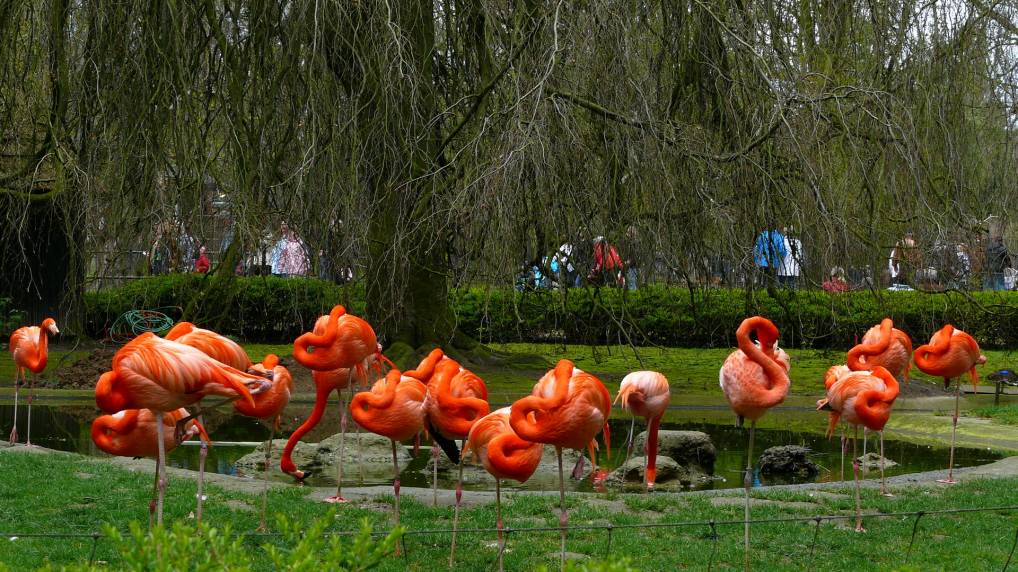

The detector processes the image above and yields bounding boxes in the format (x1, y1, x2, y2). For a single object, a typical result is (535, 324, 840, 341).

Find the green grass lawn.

(2, 448, 1018, 571)
(974, 404, 1018, 426)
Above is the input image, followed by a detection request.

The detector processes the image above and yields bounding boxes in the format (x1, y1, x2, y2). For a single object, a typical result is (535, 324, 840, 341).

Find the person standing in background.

(620, 225, 640, 290)
(271, 221, 310, 277)
(777, 226, 803, 289)
(753, 228, 787, 287)
(985, 235, 1012, 291)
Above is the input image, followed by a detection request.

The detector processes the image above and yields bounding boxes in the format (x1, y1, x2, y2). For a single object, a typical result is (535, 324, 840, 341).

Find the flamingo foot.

(935, 478, 958, 485)
(855, 525, 867, 533)
(8, 427, 17, 446)
(323, 495, 349, 503)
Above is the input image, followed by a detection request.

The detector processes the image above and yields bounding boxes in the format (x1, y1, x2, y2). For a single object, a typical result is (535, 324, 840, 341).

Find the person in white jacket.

(778, 226, 803, 288)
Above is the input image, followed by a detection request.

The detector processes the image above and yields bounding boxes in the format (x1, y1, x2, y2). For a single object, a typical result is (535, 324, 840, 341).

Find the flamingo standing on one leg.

(350, 369, 426, 535)
(817, 366, 899, 531)
(847, 318, 912, 489)
(913, 324, 986, 484)
(9, 318, 59, 445)
(91, 408, 208, 527)
(509, 359, 611, 570)
(404, 348, 454, 501)
(719, 316, 790, 572)
(94, 333, 270, 525)
(236, 354, 292, 530)
(283, 306, 387, 499)
(616, 371, 671, 491)
(450, 407, 543, 571)
(425, 358, 490, 548)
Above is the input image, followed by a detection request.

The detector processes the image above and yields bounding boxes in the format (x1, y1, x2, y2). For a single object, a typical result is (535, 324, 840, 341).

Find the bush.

(36, 512, 401, 572)
(0, 296, 26, 338)
(84, 277, 1018, 348)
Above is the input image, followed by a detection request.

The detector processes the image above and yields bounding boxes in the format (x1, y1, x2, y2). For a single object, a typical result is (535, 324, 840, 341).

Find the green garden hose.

(108, 308, 179, 343)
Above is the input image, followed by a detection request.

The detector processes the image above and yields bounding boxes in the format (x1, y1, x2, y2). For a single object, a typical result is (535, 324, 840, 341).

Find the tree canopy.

(2, 1, 1016, 347)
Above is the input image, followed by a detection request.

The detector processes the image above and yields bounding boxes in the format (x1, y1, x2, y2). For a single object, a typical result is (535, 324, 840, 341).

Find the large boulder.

(758, 445, 819, 479)
(856, 452, 898, 471)
(633, 430, 716, 474)
(234, 432, 411, 479)
(605, 455, 684, 485)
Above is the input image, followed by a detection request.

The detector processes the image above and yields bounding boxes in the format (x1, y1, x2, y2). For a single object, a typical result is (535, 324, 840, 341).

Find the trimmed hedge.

(84, 276, 1018, 348)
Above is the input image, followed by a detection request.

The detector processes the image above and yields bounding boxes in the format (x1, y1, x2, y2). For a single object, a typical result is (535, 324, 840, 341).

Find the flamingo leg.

(840, 425, 846, 481)
(155, 409, 167, 526)
(149, 462, 160, 530)
(744, 420, 755, 572)
(862, 427, 868, 459)
(937, 379, 961, 485)
(25, 372, 34, 447)
(879, 430, 892, 497)
(557, 445, 568, 571)
(448, 447, 465, 568)
(195, 429, 208, 525)
(257, 424, 275, 532)
(646, 415, 662, 492)
(325, 388, 350, 504)
(853, 425, 865, 532)
(8, 368, 20, 445)
(496, 478, 505, 572)
(391, 439, 402, 548)
(623, 416, 636, 466)
(431, 439, 440, 507)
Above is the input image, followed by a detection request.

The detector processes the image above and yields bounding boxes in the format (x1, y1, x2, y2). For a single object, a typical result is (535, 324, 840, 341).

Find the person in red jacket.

(194, 246, 211, 273)
(588, 236, 625, 286)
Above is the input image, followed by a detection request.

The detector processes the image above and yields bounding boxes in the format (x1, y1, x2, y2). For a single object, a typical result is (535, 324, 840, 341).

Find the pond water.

(3, 402, 1003, 493)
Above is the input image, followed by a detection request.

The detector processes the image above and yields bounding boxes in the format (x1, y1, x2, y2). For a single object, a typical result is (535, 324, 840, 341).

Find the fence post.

(88, 533, 100, 566)
(1003, 526, 1018, 571)
(605, 523, 613, 558)
(707, 520, 719, 572)
(808, 517, 822, 561)
(905, 511, 924, 564)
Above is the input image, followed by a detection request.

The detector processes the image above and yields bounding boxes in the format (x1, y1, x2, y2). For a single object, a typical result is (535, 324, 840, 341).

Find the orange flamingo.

(236, 354, 292, 530)
(283, 308, 386, 497)
(94, 332, 270, 525)
(451, 407, 543, 571)
(509, 359, 611, 568)
(8, 318, 59, 445)
(719, 316, 790, 571)
(292, 305, 379, 372)
(817, 365, 899, 531)
(164, 322, 252, 371)
(91, 407, 208, 527)
(616, 371, 671, 491)
(847, 318, 913, 381)
(914, 324, 987, 483)
(350, 368, 427, 532)
(424, 357, 490, 505)
(847, 318, 912, 468)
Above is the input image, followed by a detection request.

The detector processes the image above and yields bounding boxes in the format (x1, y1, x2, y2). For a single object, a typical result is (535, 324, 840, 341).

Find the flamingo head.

(42, 318, 59, 336)
(95, 371, 129, 413)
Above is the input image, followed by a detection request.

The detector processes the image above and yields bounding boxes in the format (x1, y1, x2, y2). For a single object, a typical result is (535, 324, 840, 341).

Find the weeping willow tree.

(1, 1, 1016, 348)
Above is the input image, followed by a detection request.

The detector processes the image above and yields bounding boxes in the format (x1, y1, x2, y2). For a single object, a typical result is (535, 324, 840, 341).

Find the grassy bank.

(2, 448, 1018, 571)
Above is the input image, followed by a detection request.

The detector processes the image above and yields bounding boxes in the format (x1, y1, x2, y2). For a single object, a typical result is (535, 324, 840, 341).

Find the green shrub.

(84, 277, 1018, 348)
(38, 512, 401, 572)
(0, 296, 26, 337)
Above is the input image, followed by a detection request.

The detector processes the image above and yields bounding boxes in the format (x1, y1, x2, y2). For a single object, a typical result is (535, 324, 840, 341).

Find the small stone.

(758, 446, 819, 478)
(855, 452, 898, 470)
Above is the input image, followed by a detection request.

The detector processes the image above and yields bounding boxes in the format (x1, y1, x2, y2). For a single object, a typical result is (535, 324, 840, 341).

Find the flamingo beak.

(816, 399, 832, 411)
(48, 324, 60, 336)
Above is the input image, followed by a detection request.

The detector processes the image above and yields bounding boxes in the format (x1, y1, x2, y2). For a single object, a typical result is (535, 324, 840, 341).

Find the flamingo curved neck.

(735, 319, 787, 394)
(847, 320, 893, 371)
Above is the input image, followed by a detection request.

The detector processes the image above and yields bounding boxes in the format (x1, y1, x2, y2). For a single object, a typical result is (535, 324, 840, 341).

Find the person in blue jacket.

(753, 229, 787, 287)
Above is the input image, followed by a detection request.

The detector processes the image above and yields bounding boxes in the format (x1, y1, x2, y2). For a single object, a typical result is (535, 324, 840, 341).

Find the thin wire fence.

(5, 504, 1018, 569)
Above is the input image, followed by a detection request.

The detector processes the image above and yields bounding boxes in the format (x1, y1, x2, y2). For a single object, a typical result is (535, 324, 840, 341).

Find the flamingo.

(292, 305, 379, 372)
(616, 371, 671, 491)
(91, 408, 208, 527)
(94, 332, 270, 525)
(913, 324, 986, 484)
(405, 348, 455, 497)
(164, 322, 252, 371)
(450, 407, 543, 571)
(509, 359, 611, 569)
(8, 318, 59, 445)
(236, 354, 292, 530)
(817, 366, 899, 531)
(846, 318, 912, 473)
(425, 357, 490, 550)
(283, 307, 386, 500)
(719, 316, 790, 572)
(349, 368, 427, 533)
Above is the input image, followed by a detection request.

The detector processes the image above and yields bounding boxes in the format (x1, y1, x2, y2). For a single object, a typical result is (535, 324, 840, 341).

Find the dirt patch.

(42, 348, 116, 390)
